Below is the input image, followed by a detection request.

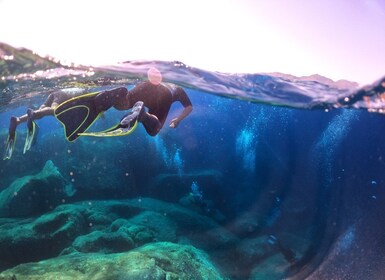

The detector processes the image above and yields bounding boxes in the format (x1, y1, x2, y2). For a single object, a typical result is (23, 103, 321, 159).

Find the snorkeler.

(4, 81, 193, 159)
(55, 81, 193, 140)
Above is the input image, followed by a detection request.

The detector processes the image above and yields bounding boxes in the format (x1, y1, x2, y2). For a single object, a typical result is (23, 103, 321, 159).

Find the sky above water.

(0, 0, 384, 84)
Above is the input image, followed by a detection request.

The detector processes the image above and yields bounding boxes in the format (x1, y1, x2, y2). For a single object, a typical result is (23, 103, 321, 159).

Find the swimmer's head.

(147, 67, 162, 85)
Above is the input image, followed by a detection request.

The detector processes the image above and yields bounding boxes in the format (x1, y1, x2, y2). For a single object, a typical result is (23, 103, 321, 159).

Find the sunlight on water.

(313, 110, 358, 184)
(236, 107, 291, 173)
(337, 225, 356, 253)
(236, 129, 256, 172)
(153, 136, 184, 175)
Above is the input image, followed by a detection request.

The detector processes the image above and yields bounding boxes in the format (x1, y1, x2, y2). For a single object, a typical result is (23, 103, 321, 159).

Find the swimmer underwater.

(3, 79, 193, 160)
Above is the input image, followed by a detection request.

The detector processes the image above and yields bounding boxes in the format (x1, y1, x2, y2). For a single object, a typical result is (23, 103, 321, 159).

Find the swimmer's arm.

(169, 105, 193, 128)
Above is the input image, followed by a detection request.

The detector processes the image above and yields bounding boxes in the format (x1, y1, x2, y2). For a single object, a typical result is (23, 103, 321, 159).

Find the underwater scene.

(1, 42, 385, 280)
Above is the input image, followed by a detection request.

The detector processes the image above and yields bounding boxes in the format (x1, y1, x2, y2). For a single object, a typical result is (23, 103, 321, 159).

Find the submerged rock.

(0, 204, 87, 270)
(0, 196, 297, 279)
(249, 253, 291, 280)
(0, 160, 74, 218)
(127, 210, 177, 242)
(71, 230, 134, 254)
(236, 236, 272, 267)
(0, 242, 225, 280)
(0, 198, 238, 272)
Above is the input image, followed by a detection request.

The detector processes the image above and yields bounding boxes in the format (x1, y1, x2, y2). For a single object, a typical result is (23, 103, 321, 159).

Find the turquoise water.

(1, 44, 385, 279)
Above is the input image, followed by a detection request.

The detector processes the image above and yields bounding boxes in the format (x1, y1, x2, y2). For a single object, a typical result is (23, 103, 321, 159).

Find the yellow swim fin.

(54, 91, 103, 141)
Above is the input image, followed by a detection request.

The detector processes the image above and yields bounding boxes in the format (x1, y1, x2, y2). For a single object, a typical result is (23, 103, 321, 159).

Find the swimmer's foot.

(24, 109, 38, 154)
(9, 116, 18, 134)
(3, 116, 18, 160)
(26, 108, 35, 131)
(120, 101, 145, 128)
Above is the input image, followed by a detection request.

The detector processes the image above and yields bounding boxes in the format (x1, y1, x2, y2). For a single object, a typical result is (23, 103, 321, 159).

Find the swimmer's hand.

(169, 118, 179, 128)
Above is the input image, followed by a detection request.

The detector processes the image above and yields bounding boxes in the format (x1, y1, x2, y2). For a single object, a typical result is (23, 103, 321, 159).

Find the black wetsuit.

(95, 81, 192, 136)
(128, 82, 192, 127)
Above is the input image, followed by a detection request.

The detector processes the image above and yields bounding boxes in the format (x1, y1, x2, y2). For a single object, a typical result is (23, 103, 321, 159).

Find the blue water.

(1, 52, 385, 279)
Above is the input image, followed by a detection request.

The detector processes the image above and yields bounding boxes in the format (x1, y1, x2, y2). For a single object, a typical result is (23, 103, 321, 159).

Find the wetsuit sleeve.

(173, 87, 192, 107)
